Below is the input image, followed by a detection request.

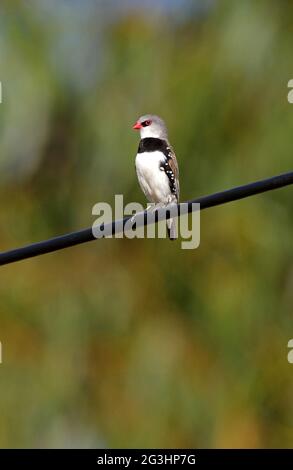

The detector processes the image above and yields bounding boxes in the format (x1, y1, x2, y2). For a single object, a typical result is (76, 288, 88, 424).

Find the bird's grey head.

(133, 114, 168, 140)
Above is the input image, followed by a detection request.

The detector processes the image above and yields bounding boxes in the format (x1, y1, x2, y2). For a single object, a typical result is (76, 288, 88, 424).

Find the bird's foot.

(129, 214, 136, 224)
(130, 204, 155, 224)
(154, 202, 170, 212)
(146, 203, 156, 213)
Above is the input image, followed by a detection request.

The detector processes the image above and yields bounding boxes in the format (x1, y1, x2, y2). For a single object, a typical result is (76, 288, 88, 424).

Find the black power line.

(1, 170, 293, 266)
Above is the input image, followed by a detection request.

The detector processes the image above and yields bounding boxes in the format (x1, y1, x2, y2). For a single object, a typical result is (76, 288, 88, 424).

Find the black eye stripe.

(142, 120, 152, 127)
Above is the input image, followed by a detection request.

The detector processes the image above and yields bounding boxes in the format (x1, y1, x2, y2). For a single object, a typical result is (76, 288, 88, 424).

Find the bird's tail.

(167, 218, 177, 240)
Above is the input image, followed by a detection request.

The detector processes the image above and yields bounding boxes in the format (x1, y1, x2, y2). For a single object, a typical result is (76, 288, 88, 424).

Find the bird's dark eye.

(142, 119, 152, 127)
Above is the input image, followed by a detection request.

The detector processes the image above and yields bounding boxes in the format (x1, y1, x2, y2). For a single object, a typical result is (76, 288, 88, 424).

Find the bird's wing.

(165, 144, 180, 201)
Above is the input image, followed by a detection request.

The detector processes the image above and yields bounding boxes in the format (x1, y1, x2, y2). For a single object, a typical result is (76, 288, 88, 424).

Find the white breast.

(135, 151, 173, 204)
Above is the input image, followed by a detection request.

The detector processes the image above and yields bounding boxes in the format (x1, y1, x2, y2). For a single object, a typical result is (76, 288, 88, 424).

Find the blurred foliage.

(0, 0, 293, 448)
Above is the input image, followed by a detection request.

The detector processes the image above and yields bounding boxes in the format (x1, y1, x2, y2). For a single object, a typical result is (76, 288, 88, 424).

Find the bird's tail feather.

(167, 218, 177, 240)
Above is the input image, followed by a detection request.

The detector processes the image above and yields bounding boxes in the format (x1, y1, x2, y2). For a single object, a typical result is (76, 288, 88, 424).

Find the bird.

(133, 114, 180, 240)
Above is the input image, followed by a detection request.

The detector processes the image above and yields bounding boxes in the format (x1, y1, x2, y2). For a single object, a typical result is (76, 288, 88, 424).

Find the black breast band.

(138, 138, 169, 158)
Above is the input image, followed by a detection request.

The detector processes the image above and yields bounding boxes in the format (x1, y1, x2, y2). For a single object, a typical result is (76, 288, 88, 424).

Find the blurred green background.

(0, 0, 293, 448)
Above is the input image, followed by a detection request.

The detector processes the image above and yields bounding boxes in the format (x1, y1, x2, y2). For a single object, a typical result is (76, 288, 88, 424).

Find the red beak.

(133, 122, 142, 130)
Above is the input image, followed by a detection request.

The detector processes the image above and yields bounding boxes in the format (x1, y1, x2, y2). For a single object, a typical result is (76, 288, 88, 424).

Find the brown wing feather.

(167, 145, 180, 201)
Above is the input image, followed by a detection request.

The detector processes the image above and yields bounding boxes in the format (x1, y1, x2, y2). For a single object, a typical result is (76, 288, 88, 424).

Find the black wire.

(1, 170, 293, 266)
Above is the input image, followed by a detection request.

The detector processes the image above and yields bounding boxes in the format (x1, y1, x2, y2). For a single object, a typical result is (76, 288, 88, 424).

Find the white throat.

(140, 127, 164, 139)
